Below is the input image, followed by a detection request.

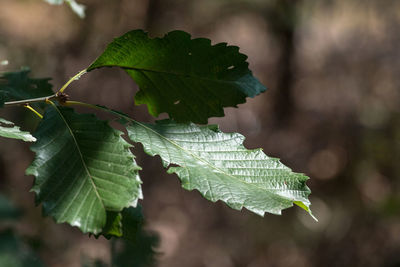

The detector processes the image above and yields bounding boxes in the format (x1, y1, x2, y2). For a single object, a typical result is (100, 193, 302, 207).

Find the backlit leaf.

(88, 30, 266, 124)
(0, 118, 36, 142)
(125, 119, 314, 218)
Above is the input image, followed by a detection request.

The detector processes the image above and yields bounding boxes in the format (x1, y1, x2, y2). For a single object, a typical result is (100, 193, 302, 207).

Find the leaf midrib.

(53, 105, 105, 211)
(131, 120, 302, 202)
(91, 65, 253, 86)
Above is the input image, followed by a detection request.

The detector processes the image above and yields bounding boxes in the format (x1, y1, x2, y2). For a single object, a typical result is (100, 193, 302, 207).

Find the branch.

(3, 94, 57, 107)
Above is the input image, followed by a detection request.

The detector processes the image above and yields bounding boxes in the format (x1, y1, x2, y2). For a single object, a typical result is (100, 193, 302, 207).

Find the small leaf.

(44, 0, 86, 18)
(96, 206, 159, 267)
(100, 206, 145, 241)
(26, 105, 142, 234)
(111, 207, 159, 267)
(118, 206, 146, 242)
(0, 68, 53, 108)
(101, 211, 123, 238)
(125, 119, 314, 218)
(88, 30, 266, 124)
(0, 118, 36, 142)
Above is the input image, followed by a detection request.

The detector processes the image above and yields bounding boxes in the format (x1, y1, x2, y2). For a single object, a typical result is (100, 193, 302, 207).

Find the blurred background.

(1, 0, 400, 266)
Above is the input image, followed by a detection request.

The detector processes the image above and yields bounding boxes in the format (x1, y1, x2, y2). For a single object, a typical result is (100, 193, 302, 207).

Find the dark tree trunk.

(267, 0, 301, 125)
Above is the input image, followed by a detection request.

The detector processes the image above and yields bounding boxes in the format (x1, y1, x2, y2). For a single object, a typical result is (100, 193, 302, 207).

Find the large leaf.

(0, 69, 53, 107)
(125, 119, 314, 218)
(88, 30, 266, 124)
(44, 0, 86, 18)
(0, 118, 36, 142)
(26, 105, 142, 234)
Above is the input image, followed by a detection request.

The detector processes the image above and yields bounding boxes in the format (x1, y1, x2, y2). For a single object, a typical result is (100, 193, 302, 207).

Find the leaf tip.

(310, 212, 318, 222)
(294, 201, 318, 222)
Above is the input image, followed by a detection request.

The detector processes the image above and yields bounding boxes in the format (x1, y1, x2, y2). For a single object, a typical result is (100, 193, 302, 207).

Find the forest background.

(0, 0, 399, 266)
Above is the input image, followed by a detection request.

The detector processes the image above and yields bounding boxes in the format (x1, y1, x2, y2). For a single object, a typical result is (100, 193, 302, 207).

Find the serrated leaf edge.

(127, 119, 313, 218)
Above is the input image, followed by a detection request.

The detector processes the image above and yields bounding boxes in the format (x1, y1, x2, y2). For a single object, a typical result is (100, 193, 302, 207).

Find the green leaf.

(26, 105, 142, 234)
(44, 0, 86, 18)
(0, 230, 44, 267)
(100, 206, 146, 241)
(118, 206, 147, 242)
(0, 118, 36, 142)
(125, 119, 314, 218)
(95, 206, 159, 267)
(0, 91, 6, 107)
(111, 207, 159, 267)
(0, 68, 53, 108)
(88, 30, 266, 124)
(100, 211, 123, 238)
(85, 207, 159, 267)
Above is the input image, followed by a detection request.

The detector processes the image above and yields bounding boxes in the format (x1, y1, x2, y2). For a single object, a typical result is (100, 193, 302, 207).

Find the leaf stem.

(24, 104, 43, 119)
(64, 100, 103, 110)
(64, 101, 130, 121)
(3, 94, 57, 107)
(58, 69, 87, 94)
(3, 68, 86, 107)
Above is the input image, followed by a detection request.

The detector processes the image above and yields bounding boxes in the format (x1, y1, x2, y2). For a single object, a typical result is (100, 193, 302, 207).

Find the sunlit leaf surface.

(125, 119, 314, 218)
(0, 118, 36, 142)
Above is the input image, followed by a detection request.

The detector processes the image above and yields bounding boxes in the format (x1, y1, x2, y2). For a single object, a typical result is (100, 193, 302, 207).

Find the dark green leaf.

(119, 206, 146, 242)
(26, 105, 142, 234)
(88, 30, 266, 124)
(0, 90, 7, 107)
(125, 119, 315, 218)
(100, 206, 146, 241)
(95, 206, 159, 267)
(0, 118, 36, 142)
(101, 211, 123, 238)
(0, 68, 53, 108)
(111, 207, 159, 267)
